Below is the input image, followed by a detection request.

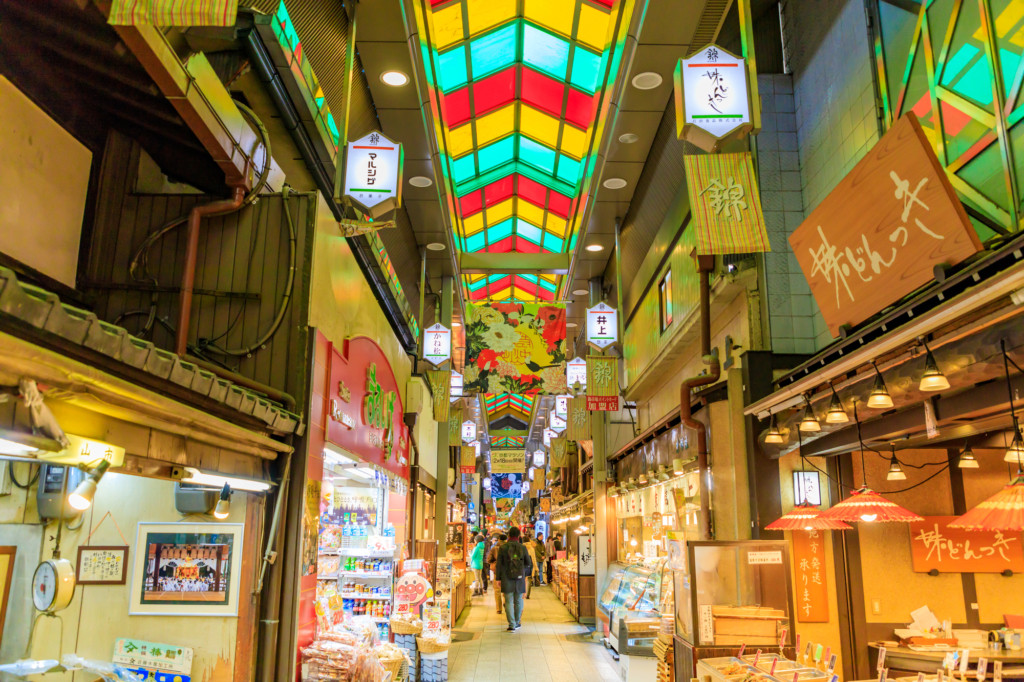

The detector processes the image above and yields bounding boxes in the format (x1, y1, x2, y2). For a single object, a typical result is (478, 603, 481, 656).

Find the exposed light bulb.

(213, 483, 231, 520)
(919, 344, 950, 392)
(860, 514, 878, 522)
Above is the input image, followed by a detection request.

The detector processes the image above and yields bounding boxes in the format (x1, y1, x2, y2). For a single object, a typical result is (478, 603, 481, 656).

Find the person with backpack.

(496, 526, 533, 631)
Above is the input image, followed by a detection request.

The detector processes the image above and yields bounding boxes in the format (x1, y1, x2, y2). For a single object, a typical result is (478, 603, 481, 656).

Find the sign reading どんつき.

(325, 336, 410, 478)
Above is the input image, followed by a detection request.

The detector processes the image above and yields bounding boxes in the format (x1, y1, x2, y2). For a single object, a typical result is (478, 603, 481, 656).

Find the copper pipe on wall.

(680, 254, 719, 541)
(175, 187, 246, 356)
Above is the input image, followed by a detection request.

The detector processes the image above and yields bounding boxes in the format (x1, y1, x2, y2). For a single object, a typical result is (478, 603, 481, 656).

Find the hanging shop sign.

(683, 152, 770, 255)
(586, 302, 618, 350)
(543, 428, 556, 447)
(555, 394, 570, 420)
(532, 449, 545, 467)
(461, 420, 477, 443)
(460, 446, 476, 475)
(426, 369, 451, 423)
(490, 473, 524, 498)
(578, 535, 596, 576)
(342, 131, 403, 219)
(789, 113, 982, 336)
(587, 355, 620, 411)
(37, 434, 126, 468)
(540, 498, 551, 513)
(567, 396, 592, 441)
(549, 413, 567, 433)
(490, 449, 526, 474)
(792, 530, 829, 623)
(673, 44, 753, 152)
(909, 516, 1024, 574)
(464, 302, 567, 394)
(325, 337, 410, 478)
(567, 356, 587, 390)
(550, 437, 569, 468)
(423, 323, 452, 366)
(449, 370, 463, 403)
(448, 407, 462, 442)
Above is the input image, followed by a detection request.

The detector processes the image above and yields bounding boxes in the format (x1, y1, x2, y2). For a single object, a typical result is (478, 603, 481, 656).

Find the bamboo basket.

(415, 637, 450, 654)
(389, 618, 423, 635)
(379, 654, 406, 681)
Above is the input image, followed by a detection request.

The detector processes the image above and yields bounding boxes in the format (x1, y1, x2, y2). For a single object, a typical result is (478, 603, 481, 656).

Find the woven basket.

(379, 654, 405, 680)
(390, 618, 423, 635)
(415, 637, 450, 654)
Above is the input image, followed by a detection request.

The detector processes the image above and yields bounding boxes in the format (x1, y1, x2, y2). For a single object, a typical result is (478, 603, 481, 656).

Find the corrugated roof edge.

(0, 266, 303, 436)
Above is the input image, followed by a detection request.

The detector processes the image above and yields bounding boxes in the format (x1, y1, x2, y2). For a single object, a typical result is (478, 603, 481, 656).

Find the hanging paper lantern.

(949, 474, 1024, 532)
(816, 487, 923, 523)
(765, 503, 853, 531)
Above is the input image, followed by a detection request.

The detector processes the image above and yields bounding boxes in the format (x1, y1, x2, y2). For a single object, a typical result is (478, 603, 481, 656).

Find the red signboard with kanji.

(908, 516, 1024, 573)
(792, 530, 829, 623)
(324, 337, 410, 479)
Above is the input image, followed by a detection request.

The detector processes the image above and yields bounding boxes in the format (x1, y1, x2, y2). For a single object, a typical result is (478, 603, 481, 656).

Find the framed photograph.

(794, 471, 822, 506)
(76, 546, 129, 585)
(129, 522, 244, 616)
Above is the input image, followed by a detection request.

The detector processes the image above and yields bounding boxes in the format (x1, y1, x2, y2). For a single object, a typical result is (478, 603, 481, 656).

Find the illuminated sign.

(423, 323, 451, 366)
(38, 434, 126, 467)
(343, 131, 403, 219)
(673, 44, 753, 152)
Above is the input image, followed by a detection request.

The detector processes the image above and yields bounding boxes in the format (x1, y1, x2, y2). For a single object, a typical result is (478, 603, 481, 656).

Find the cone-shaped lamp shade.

(958, 445, 979, 469)
(826, 392, 849, 424)
(1005, 430, 1024, 463)
(799, 405, 821, 432)
(765, 503, 853, 531)
(867, 371, 894, 409)
(886, 455, 907, 481)
(919, 347, 950, 392)
(948, 475, 1024, 531)
(817, 487, 923, 523)
(765, 414, 785, 444)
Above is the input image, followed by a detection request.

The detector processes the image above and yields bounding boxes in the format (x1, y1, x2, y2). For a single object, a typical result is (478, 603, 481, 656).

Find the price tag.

(805, 642, 813, 663)
(918, 673, 926, 682)
(960, 649, 971, 676)
(795, 634, 801, 659)
(823, 647, 832, 670)
(738, 644, 746, 659)
(793, 673, 799, 682)
(993, 661, 1002, 682)
(815, 645, 823, 663)
(754, 650, 762, 666)
(779, 628, 788, 650)
(877, 647, 887, 672)
(770, 657, 779, 676)
(942, 654, 955, 671)
(879, 668, 888, 682)
(977, 657, 988, 682)
(827, 654, 837, 674)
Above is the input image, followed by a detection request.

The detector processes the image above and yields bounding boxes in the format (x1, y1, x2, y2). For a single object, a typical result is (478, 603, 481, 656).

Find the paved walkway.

(447, 583, 620, 682)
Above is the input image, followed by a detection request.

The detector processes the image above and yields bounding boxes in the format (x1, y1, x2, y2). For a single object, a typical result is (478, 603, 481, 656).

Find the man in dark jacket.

(496, 526, 533, 631)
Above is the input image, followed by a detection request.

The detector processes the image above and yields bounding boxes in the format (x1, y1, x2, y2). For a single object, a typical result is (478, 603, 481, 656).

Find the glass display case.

(672, 541, 795, 682)
(598, 559, 672, 655)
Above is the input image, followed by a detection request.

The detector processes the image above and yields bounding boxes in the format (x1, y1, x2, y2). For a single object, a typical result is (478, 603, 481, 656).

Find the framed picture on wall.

(129, 523, 244, 617)
(76, 546, 129, 585)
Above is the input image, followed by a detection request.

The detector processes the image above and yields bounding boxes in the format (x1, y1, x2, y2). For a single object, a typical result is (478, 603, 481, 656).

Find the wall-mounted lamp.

(68, 460, 111, 511)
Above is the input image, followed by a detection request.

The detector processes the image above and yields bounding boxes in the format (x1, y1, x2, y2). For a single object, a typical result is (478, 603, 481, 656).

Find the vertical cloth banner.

(586, 355, 619, 411)
(683, 152, 770, 255)
(792, 529, 829, 622)
(448, 407, 463, 442)
(550, 437, 569, 468)
(426, 370, 451, 422)
(463, 303, 567, 394)
(109, 0, 239, 25)
(460, 446, 476, 475)
(567, 396, 592, 441)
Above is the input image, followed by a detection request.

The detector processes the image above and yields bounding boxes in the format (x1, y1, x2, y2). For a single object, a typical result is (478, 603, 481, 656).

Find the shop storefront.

(550, 493, 597, 623)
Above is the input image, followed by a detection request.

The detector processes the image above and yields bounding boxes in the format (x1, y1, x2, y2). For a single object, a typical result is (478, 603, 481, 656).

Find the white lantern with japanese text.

(673, 44, 754, 152)
(533, 449, 545, 467)
(461, 420, 477, 443)
(450, 371, 463, 403)
(567, 357, 587, 390)
(555, 395, 570, 420)
(343, 131, 404, 218)
(549, 414, 566, 433)
(423, 323, 451, 366)
(543, 428, 556, 447)
(586, 302, 618, 350)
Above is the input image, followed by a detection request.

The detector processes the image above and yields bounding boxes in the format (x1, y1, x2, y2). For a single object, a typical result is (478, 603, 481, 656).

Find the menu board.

(435, 559, 453, 608)
(446, 522, 467, 563)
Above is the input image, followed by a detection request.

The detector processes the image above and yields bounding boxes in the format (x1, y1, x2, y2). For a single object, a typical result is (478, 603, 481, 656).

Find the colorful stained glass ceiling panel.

(485, 393, 536, 418)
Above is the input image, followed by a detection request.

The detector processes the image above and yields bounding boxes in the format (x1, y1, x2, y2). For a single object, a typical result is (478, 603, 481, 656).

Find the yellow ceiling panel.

(560, 123, 588, 158)
(431, 2, 465, 49)
(448, 124, 475, 158)
(516, 199, 546, 227)
(467, 0, 517, 36)
(490, 286, 513, 300)
(545, 215, 568, 237)
(463, 211, 485, 236)
(520, 105, 560, 148)
(524, 0, 575, 38)
(486, 198, 515, 225)
(577, 3, 611, 51)
(476, 105, 515, 147)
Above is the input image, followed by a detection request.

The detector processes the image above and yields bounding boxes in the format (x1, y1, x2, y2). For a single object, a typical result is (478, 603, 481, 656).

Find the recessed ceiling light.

(409, 175, 433, 187)
(566, 322, 578, 328)
(381, 70, 409, 87)
(618, 133, 639, 144)
(603, 178, 628, 189)
(586, 244, 604, 252)
(426, 242, 446, 251)
(572, 289, 589, 296)
(631, 72, 663, 90)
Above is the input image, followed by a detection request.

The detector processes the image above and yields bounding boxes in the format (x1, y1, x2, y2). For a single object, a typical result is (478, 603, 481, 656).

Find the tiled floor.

(447, 583, 621, 682)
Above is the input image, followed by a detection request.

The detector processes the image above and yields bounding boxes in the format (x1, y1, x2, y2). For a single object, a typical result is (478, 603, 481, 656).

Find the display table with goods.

(301, 617, 411, 682)
(696, 655, 832, 682)
(867, 642, 1024, 677)
(552, 559, 580, 618)
(672, 541, 794, 682)
(450, 569, 468, 623)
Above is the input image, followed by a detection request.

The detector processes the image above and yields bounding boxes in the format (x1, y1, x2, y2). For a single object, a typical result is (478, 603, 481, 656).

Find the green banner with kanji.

(427, 369, 451, 422)
(567, 396, 592, 441)
(448, 407, 462, 442)
(683, 152, 770, 255)
(551, 437, 568, 468)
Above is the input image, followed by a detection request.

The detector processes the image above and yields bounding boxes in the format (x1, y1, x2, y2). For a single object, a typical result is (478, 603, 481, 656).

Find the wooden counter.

(868, 643, 1024, 676)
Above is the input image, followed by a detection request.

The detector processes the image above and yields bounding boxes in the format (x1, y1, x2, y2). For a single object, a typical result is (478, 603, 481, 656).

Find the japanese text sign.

(490, 449, 526, 474)
(684, 152, 770, 255)
(532, 449, 545, 467)
(450, 370, 463, 403)
(586, 302, 618, 350)
(40, 434, 126, 468)
(674, 44, 753, 151)
(461, 420, 477, 443)
(113, 638, 193, 676)
(909, 516, 1024, 573)
(567, 396, 592, 441)
(587, 355, 620, 411)
(789, 113, 981, 336)
(460, 446, 476, 475)
(549, 413, 566, 433)
(792, 529, 829, 623)
(567, 356, 588, 390)
(343, 131, 403, 219)
(423, 324, 451, 366)
(543, 428, 556, 446)
(555, 394, 570, 420)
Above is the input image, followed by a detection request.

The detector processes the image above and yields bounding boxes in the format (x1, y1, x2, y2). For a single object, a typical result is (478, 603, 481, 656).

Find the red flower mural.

(538, 305, 566, 351)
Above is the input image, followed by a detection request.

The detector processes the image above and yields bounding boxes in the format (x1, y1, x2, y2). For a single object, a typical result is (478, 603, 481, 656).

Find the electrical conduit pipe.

(680, 254, 719, 541)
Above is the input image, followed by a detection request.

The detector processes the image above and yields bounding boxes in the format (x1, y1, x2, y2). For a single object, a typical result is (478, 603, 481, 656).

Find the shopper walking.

(469, 534, 486, 596)
(523, 533, 539, 599)
(496, 526, 533, 632)
(486, 534, 506, 614)
(532, 534, 547, 586)
(545, 534, 556, 584)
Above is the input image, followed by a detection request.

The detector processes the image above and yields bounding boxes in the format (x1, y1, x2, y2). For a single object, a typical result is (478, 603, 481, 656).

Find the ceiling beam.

(460, 252, 571, 274)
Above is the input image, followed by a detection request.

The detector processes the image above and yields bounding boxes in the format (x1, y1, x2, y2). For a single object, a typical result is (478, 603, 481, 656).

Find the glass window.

(659, 270, 673, 332)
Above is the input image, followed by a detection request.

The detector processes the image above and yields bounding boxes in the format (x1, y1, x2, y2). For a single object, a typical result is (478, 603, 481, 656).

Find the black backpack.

(504, 542, 525, 579)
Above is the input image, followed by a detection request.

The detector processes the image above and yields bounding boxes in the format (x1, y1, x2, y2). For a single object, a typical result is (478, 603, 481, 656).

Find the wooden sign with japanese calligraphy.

(567, 396, 592, 441)
(460, 446, 476, 475)
(792, 530, 829, 623)
(789, 113, 981, 336)
(427, 369, 451, 422)
(908, 516, 1024, 573)
(586, 355, 619, 411)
